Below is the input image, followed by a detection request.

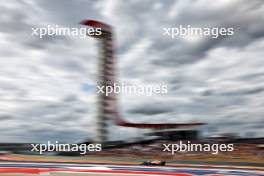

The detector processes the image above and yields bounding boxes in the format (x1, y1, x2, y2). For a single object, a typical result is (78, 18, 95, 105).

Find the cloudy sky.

(0, 0, 264, 143)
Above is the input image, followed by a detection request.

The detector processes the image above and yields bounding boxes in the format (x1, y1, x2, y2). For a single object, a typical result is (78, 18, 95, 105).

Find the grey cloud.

(0, 0, 264, 142)
(0, 115, 14, 121)
(129, 104, 173, 116)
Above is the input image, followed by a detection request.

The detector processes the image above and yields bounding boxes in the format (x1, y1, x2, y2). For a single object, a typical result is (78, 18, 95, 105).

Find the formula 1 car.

(141, 160, 166, 166)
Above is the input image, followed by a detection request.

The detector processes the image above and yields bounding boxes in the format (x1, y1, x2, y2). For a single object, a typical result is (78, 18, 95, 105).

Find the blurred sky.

(0, 0, 264, 142)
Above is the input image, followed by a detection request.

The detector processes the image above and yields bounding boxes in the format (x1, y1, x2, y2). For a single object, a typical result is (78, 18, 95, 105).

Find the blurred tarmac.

(0, 154, 263, 175)
(2, 154, 264, 167)
(0, 161, 263, 176)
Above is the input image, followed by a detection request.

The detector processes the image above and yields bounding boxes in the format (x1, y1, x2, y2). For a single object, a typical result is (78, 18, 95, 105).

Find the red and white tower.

(80, 20, 119, 143)
(80, 19, 206, 143)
